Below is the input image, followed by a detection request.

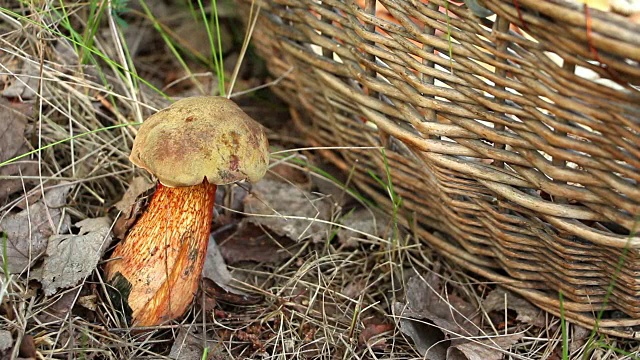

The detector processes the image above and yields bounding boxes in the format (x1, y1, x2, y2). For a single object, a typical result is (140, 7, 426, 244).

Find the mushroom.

(105, 96, 269, 326)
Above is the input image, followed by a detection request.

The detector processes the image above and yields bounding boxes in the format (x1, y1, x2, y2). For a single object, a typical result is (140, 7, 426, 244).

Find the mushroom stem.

(105, 181, 217, 326)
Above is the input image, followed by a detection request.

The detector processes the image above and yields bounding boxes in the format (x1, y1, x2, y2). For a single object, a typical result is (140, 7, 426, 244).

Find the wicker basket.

(237, 0, 640, 338)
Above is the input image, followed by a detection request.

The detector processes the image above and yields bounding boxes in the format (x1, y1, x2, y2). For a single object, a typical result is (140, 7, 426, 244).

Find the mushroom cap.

(130, 96, 270, 187)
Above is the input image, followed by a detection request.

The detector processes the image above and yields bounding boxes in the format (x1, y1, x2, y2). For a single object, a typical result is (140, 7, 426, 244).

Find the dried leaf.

(394, 273, 478, 359)
(113, 176, 154, 239)
(244, 178, 331, 242)
(40, 217, 112, 295)
(1, 62, 39, 99)
(482, 288, 545, 328)
(447, 334, 523, 360)
(310, 161, 353, 208)
(18, 335, 36, 358)
(266, 161, 312, 190)
(35, 290, 77, 323)
(0, 54, 19, 86)
(114, 177, 155, 213)
(78, 295, 98, 312)
(203, 234, 249, 296)
(395, 304, 447, 360)
(569, 325, 591, 353)
(169, 327, 228, 360)
(197, 278, 218, 311)
(0, 184, 72, 274)
(0, 330, 12, 353)
(0, 151, 39, 203)
(358, 321, 394, 349)
(0, 99, 37, 201)
(342, 280, 366, 299)
(336, 209, 394, 247)
(219, 220, 298, 265)
(52, 40, 79, 66)
(0, 100, 27, 161)
(169, 328, 203, 360)
(215, 184, 249, 215)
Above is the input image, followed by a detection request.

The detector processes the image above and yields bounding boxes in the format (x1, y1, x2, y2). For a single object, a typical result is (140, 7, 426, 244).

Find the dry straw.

(236, 0, 640, 338)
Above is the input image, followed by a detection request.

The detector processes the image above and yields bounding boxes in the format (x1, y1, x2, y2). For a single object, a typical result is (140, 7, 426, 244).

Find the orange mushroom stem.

(104, 96, 269, 326)
(105, 181, 216, 326)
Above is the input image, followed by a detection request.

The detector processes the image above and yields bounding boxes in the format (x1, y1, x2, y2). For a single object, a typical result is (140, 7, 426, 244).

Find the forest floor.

(0, 1, 636, 359)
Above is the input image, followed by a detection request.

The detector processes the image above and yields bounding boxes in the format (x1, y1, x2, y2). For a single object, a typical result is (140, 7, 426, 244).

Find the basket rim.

(490, 0, 640, 45)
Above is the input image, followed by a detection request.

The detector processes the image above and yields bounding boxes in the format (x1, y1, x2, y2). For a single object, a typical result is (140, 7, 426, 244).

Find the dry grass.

(0, 1, 638, 359)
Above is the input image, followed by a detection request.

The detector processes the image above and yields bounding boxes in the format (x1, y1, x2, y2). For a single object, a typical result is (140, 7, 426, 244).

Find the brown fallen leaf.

(0, 99, 29, 159)
(358, 320, 394, 349)
(1, 62, 39, 99)
(112, 176, 154, 239)
(202, 235, 261, 309)
(336, 208, 397, 248)
(197, 278, 218, 312)
(52, 40, 79, 67)
(0, 330, 12, 355)
(569, 325, 591, 353)
(35, 290, 77, 324)
(394, 272, 479, 359)
(169, 328, 203, 360)
(215, 183, 250, 217)
(0, 184, 72, 275)
(310, 160, 353, 208)
(18, 335, 36, 358)
(114, 177, 155, 213)
(447, 334, 523, 360)
(202, 235, 233, 288)
(482, 288, 545, 328)
(244, 178, 332, 243)
(0, 52, 19, 87)
(78, 294, 98, 312)
(40, 217, 113, 296)
(0, 98, 37, 202)
(200, 277, 262, 307)
(218, 220, 299, 265)
(169, 327, 229, 360)
(395, 310, 447, 360)
(265, 160, 313, 191)
(342, 279, 366, 299)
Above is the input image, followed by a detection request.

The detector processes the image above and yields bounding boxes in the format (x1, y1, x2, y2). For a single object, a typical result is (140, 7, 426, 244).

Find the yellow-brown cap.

(130, 96, 270, 187)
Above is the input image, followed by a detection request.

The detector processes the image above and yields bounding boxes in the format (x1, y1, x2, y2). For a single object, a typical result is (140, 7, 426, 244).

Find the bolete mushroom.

(105, 96, 269, 326)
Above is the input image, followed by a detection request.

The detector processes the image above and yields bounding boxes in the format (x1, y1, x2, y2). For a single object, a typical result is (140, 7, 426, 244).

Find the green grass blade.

(444, 1, 454, 73)
(560, 291, 568, 360)
(196, 0, 225, 95)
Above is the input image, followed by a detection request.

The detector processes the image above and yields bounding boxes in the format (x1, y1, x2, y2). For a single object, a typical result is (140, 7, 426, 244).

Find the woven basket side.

(240, 0, 640, 337)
